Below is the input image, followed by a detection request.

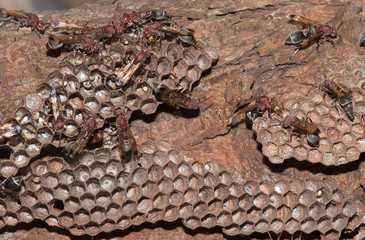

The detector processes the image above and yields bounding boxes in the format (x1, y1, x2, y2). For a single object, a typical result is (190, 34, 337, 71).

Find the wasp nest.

(253, 86, 365, 166)
(0, 140, 357, 237)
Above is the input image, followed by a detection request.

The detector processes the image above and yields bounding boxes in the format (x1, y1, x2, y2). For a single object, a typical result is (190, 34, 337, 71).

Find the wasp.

(0, 119, 21, 140)
(64, 112, 97, 157)
(319, 79, 354, 121)
(285, 14, 342, 55)
(115, 49, 151, 86)
(115, 109, 137, 160)
(0, 176, 23, 195)
(143, 22, 195, 46)
(282, 116, 320, 146)
(232, 96, 282, 124)
(47, 32, 101, 54)
(155, 84, 211, 110)
(0, 8, 48, 36)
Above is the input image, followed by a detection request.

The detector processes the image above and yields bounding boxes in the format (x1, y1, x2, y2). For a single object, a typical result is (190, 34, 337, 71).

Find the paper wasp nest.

(0, 140, 357, 237)
(253, 87, 365, 166)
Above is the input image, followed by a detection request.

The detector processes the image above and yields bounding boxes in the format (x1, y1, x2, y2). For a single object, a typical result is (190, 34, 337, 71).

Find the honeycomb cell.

(90, 163, 106, 179)
(317, 216, 332, 234)
(20, 123, 36, 140)
(183, 48, 199, 66)
(247, 207, 262, 224)
(74, 209, 90, 226)
(42, 173, 59, 189)
(327, 127, 341, 142)
(208, 199, 223, 216)
(70, 182, 86, 198)
(184, 188, 199, 205)
(68, 93, 84, 109)
(94, 191, 112, 209)
(116, 216, 130, 230)
(223, 196, 238, 212)
(58, 212, 75, 228)
(132, 168, 148, 185)
(86, 178, 101, 196)
(240, 221, 254, 235)
(322, 152, 337, 166)
(12, 150, 30, 168)
(253, 193, 269, 209)
(214, 184, 229, 200)
(20, 191, 38, 208)
(274, 180, 290, 195)
(262, 142, 278, 158)
(80, 193, 96, 211)
(0, 161, 17, 177)
(58, 61, 74, 75)
(106, 203, 122, 221)
(217, 211, 233, 227)
(285, 218, 300, 234)
(16, 208, 34, 223)
(301, 217, 317, 234)
(332, 189, 345, 203)
(84, 222, 100, 236)
(64, 197, 80, 212)
(164, 206, 179, 222)
(3, 213, 19, 226)
(223, 224, 240, 236)
(184, 216, 201, 230)
(294, 146, 308, 160)
(90, 206, 106, 224)
(255, 219, 270, 233)
(284, 191, 299, 209)
(332, 142, 346, 156)
(31, 203, 49, 220)
(75, 166, 91, 182)
(47, 70, 63, 88)
(332, 214, 348, 232)
(74, 64, 90, 82)
(342, 200, 357, 217)
(326, 201, 341, 218)
(137, 198, 152, 213)
(64, 75, 80, 93)
(37, 188, 53, 204)
(346, 147, 360, 162)
(299, 190, 316, 206)
(126, 184, 141, 202)
(53, 185, 69, 201)
(309, 202, 326, 220)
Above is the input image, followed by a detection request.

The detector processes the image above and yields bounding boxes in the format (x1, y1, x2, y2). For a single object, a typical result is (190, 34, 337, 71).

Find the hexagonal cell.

(126, 184, 141, 202)
(262, 142, 279, 158)
(3, 213, 19, 226)
(253, 192, 269, 209)
(31, 203, 49, 220)
(317, 216, 332, 234)
(173, 175, 188, 192)
(125, 94, 141, 111)
(204, 172, 219, 189)
(69, 181, 86, 199)
(90, 206, 106, 224)
(75, 165, 91, 182)
(86, 178, 101, 196)
(58, 61, 74, 75)
(121, 200, 137, 217)
(240, 221, 255, 235)
(332, 214, 348, 232)
(63, 74, 80, 93)
(106, 203, 122, 221)
(270, 218, 285, 234)
(183, 188, 199, 205)
(116, 216, 130, 230)
(68, 93, 84, 110)
(47, 70, 64, 88)
(80, 193, 96, 210)
(19, 190, 38, 208)
(322, 152, 338, 166)
(63, 119, 79, 137)
(16, 207, 34, 223)
(172, 60, 188, 80)
(156, 57, 173, 77)
(84, 222, 101, 236)
(183, 48, 199, 66)
(301, 217, 317, 234)
(74, 64, 90, 82)
(89, 162, 105, 179)
(53, 184, 69, 201)
(20, 123, 36, 140)
(64, 196, 80, 212)
(100, 219, 116, 233)
(58, 211, 75, 228)
(37, 188, 54, 204)
(285, 218, 300, 234)
(255, 219, 270, 233)
(41, 172, 59, 189)
(12, 150, 30, 168)
(346, 147, 360, 162)
(89, 69, 105, 86)
(299, 190, 317, 207)
(332, 189, 345, 203)
(132, 168, 148, 185)
(183, 216, 201, 230)
(262, 205, 277, 222)
(214, 184, 229, 201)
(117, 172, 132, 188)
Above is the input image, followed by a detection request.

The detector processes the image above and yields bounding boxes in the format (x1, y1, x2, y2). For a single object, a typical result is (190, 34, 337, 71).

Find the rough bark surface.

(0, 0, 364, 239)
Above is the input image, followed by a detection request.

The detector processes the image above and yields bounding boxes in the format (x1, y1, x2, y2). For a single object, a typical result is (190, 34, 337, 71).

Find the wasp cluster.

(0, 140, 357, 237)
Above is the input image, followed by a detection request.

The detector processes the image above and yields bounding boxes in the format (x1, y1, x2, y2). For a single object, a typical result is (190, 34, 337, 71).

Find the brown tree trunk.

(0, 0, 364, 239)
